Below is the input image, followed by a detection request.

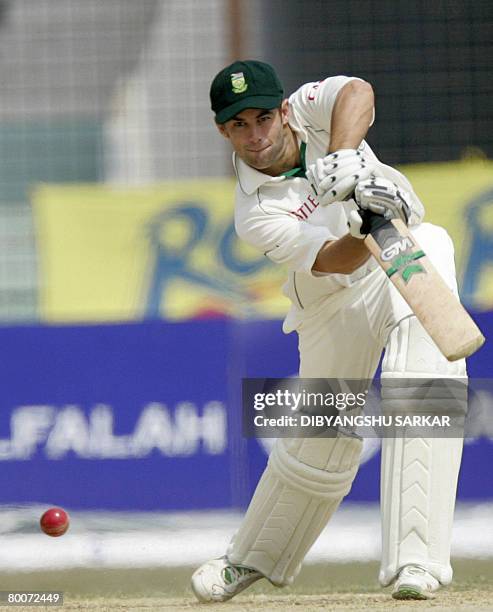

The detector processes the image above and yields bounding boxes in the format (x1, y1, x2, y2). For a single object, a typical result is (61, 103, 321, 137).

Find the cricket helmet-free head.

(210, 60, 284, 124)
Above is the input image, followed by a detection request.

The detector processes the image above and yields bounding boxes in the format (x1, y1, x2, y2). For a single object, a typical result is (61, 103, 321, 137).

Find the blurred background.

(0, 0, 491, 589)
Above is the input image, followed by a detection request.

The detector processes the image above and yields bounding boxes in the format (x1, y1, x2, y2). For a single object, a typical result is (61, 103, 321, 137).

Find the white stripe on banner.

(0, 503, 491, 571)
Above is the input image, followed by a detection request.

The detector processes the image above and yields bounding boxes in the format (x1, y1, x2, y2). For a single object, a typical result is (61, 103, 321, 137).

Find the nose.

(247, 124, 262, 144)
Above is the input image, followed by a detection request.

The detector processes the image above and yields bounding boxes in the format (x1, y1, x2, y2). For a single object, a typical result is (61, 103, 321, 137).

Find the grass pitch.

(0, 560, 491, 611)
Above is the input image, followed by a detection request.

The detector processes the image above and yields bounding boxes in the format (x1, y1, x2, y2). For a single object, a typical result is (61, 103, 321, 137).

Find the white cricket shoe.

(191, 556, 263, 602)
(392, 564, 440, 600)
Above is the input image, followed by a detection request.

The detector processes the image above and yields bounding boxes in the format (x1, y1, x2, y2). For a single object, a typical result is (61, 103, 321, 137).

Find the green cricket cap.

(210, 60, 284, 124)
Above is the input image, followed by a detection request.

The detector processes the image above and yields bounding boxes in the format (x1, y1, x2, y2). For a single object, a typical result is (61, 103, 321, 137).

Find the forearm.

(328, 80, 374, 152)
(310, 81, 376, 274)
(312, 234, 371, 274)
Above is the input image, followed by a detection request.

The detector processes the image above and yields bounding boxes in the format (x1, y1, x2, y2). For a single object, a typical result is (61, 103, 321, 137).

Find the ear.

(280, 99, 290, 125)
(216, 122, 230, 140)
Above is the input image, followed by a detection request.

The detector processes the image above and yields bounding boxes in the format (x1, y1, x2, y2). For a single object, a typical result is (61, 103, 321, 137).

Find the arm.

(312, 235, 370, 274)
(305, 80, 376, 206)
(328, 80, 374, 152)
(311, 80, 375, 274)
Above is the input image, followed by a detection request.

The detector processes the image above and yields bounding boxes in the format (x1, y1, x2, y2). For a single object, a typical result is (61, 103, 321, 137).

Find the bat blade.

(364, 218, 485, 361)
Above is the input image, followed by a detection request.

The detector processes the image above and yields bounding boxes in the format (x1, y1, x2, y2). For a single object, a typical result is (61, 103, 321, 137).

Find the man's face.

(217, 100, 289, 172)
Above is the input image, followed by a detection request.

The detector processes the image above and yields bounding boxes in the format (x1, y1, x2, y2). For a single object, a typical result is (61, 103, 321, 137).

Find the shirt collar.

(232, 141, 307, 196)
(233, 153, 287, 195)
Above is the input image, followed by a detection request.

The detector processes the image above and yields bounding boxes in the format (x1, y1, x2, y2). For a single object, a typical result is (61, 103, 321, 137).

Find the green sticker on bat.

(386, 250, 426, 282)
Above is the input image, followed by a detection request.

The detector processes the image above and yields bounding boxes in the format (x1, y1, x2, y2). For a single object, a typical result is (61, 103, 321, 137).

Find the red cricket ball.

(40, 507, 70, 537)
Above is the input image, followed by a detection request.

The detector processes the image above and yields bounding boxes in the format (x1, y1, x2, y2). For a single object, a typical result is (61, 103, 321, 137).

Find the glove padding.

(354, 176, 411, 224)
(306, 149, 377, 206)
(347, 208, 365, 239)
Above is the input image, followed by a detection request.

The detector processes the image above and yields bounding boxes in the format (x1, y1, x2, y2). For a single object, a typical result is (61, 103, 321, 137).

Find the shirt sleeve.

(289, 76, 371, 133)
(234, 192, 336, 275)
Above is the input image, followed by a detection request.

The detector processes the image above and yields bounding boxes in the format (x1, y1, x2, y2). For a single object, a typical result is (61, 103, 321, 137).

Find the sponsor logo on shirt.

(307, 80, 325, 101)
(289, 194, 319, 220)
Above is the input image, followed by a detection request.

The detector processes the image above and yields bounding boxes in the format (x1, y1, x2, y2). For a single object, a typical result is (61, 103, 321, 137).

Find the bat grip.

(360, 208, 390, 234)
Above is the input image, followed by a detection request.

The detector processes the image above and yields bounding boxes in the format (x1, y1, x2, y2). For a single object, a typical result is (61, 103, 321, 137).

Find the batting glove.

(306, 149, 377, 206)
(355, 176, 412, 224)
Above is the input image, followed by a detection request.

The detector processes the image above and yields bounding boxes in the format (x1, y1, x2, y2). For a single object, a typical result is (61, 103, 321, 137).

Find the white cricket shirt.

(233, 76, 424, 331)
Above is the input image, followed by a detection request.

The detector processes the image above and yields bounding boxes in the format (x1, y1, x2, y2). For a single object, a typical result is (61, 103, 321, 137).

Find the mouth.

(247, 144, 271, 153)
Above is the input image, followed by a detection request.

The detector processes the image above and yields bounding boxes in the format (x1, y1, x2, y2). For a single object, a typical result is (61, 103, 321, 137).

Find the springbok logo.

(231, 72, 248, 94)
(381, 237, 415, 261)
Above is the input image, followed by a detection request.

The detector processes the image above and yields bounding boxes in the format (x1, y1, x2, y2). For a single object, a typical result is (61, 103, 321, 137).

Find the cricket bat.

(363, 217, 485, 361)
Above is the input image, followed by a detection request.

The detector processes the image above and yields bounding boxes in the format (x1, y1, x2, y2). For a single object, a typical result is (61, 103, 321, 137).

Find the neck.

(263, 127, 300, 176)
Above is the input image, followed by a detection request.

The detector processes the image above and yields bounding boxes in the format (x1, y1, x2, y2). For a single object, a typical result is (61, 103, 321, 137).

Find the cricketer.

(191, 60, 468, 602)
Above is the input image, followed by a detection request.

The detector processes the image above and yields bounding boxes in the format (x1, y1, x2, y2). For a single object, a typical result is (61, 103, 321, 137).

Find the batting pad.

(379, 316, 467, 587)
(227, 435, 362, 586)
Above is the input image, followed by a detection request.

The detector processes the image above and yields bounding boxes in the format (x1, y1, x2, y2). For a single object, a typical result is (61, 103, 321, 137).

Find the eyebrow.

(231, 109, 274, 121)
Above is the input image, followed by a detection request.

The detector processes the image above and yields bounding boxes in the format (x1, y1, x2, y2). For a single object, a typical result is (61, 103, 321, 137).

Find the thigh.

(297, 278, 385, 379)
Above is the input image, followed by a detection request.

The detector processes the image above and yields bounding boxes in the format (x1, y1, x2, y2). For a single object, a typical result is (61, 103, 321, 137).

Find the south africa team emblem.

(231, 72, 248, 94)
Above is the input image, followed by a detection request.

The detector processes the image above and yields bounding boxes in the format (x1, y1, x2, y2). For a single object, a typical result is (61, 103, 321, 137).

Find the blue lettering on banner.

(462, 187, 493, 308)
(144, 205, 267, 317)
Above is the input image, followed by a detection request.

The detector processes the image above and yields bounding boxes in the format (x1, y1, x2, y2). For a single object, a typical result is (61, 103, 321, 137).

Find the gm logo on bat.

(380, 236, 426, 283)
(381, 236, 415, 261)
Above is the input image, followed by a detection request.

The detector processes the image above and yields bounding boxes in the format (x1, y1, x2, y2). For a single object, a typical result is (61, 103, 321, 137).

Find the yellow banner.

(32, 160, 493, 322)
(33, 180, 288, 322)
(403, 159, 493, 309)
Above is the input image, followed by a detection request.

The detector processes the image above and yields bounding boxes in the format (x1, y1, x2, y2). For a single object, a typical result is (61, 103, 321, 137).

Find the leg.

(379, 317, 466, 593)
(227, 434, 362, 585)
(227, 282, 385, 585)
(378, 223, 468, 597)
(191, 434, 362, 602)
(192, 277, 386, 601)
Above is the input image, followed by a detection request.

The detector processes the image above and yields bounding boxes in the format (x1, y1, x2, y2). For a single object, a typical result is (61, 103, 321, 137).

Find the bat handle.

(360, 209, 391, 235)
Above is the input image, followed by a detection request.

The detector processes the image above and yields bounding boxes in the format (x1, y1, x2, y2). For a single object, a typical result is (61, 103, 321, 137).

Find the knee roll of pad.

(382, 315, 468, 427)
(381, 377, 468, 425)
(227, 435, 362, 586)
(270, 435, 362, 499)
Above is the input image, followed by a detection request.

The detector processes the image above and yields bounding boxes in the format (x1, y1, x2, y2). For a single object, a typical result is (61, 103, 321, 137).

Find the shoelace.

(222, 564, 256, 585)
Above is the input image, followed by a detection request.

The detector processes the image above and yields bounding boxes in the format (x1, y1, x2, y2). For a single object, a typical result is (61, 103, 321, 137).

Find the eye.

(233, 121, 245, 128)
